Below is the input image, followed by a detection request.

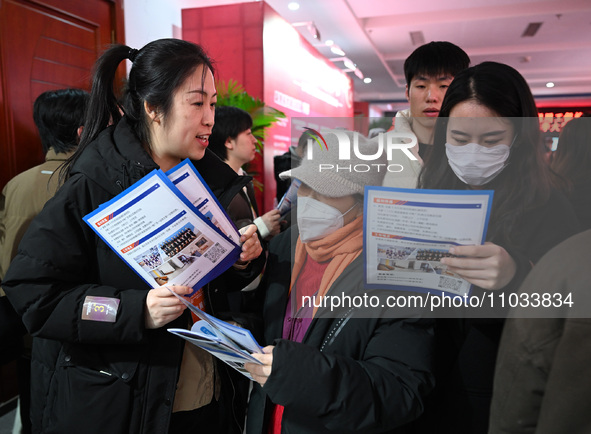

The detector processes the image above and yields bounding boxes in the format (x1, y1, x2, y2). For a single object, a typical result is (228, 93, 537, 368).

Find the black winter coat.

(246, 227, 435, 434)
(2, 118, 263, 434)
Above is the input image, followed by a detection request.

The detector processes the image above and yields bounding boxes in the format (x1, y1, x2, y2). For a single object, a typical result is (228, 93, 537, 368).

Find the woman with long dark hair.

(417, 61, 580, 433)
(550, 115, 591, 230)
(3, 39, 263, 434)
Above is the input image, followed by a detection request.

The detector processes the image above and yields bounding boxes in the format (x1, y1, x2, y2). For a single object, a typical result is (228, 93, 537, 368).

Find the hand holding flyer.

(276, 179, 301, 217)
(167, 287, 264, 380)
(83, 160, 267, 379)
(364, 186, 493, 297)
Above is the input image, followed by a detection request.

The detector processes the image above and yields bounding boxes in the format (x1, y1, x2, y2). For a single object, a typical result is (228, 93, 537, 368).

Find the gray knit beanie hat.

(279, 129, 387, 197)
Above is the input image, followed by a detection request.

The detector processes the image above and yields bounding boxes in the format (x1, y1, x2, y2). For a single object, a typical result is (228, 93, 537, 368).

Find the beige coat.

(0, 149, 73, 283)
(490, 229, 591, 434)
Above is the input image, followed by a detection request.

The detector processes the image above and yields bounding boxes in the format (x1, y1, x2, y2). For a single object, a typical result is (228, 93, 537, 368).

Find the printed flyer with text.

(364, 187, 493, 297)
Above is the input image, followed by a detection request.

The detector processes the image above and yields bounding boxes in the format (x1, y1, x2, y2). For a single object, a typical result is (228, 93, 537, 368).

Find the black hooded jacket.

(2, 118, 263, 433)
(246, 227, 435, 434)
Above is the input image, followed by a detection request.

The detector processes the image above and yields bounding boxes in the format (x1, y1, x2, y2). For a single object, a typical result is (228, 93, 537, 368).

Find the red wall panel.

(182, 2, 353, 211)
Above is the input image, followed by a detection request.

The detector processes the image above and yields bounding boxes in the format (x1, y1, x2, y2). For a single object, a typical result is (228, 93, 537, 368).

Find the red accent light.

(537, 111, 584, 133)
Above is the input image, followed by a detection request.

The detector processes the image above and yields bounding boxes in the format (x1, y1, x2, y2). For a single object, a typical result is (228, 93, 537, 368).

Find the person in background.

(0, 87, 89, 434)
(0, 88, 89, 278)
(489, 229, 591, 434)
(383, 41, 470, 188)
(273, 129, 310, 231)
(416, 61, 580, 433)
(395, 41, 470, 160)
(244, 130, 434, 434)
(208, 105, 281, 240)
(542, 135, 555, 165)
(2, 39, 262, 434)
(205, 104, 282, 432)
(273, 129, 309, 202)
(550, 115, 591, 230)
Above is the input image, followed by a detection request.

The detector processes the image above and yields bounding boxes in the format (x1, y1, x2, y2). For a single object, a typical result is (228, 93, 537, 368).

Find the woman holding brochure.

(3, 39, 263, 434)
(414, 61, 580, 433)
(244, 130, 435, 433)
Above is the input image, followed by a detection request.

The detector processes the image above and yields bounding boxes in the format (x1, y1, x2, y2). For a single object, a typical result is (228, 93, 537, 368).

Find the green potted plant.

(215, 79, 286, 153)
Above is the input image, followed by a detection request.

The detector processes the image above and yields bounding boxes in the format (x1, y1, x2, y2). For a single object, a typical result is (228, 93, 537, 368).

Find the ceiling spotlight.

(329, 56, 365, 80)
(292, 21, 321, 41)
(330, 45, 345, 56)
(325, 39, 334, 46)
(364, 77, 372, 84)
(546, 82, 555, 88)
(288, 2, 300, 11)
(343, 58, 356, 70)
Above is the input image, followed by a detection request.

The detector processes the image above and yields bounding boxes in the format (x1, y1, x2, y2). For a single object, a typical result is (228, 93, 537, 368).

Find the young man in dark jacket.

(208, 105, 281, 241)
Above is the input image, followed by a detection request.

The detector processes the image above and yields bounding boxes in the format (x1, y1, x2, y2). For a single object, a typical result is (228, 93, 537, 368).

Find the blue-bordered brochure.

(83, 169, 240, 293)
(364, 186, 493, 297)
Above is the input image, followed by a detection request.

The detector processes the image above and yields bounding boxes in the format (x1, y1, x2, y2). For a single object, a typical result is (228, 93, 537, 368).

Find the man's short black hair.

(209, 106, 253, 161)
(404, 41, 470, 85)
(33, 88, 89, 154)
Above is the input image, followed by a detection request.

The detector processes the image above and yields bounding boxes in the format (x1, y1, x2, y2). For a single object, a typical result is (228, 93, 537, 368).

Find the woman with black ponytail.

(3, 39, 263, 434)
(415, 62, 580, 433)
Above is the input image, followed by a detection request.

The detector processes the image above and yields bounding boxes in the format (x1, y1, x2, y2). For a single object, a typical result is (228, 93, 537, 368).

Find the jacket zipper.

(319, 307, 355, 352)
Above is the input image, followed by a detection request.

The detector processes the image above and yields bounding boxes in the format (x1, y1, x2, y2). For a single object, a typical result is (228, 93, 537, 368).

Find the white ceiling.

(263, 0, 591, 108)
(176, 0, 591, 109)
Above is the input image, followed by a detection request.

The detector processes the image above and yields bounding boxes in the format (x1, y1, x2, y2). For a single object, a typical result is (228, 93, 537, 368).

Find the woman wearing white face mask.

(244, 129, 435, 434)
(415, 62, 580, 434)
(295, 189, 360, 242)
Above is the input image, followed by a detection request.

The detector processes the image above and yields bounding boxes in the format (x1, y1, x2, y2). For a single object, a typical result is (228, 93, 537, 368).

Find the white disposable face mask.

(445, 142, 511, 186)
(297, 196, 357, 243)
